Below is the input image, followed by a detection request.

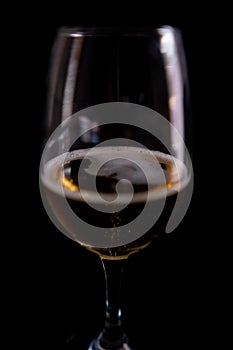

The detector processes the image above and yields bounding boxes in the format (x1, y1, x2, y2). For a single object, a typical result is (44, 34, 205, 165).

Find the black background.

(9, 4, 224, 349)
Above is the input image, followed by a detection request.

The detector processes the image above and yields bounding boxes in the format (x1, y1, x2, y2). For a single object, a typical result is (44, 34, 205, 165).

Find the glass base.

(88, 335, 133, 350)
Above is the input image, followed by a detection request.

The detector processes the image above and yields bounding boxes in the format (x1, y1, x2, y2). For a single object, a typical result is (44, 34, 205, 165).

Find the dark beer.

(41, 147, 187, 259)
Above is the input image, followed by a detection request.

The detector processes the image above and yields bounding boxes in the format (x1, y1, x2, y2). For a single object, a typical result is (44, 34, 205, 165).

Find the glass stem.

(97, 257, 128, 349)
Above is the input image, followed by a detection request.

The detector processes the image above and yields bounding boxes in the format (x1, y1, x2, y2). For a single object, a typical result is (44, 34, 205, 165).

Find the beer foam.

(41, 147, 189, 203)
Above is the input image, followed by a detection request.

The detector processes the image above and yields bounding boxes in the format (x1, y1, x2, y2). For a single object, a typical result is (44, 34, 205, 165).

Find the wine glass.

(39, 26, 193, 349)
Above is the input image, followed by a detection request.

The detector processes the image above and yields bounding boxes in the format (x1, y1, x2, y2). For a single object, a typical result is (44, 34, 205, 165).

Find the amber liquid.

(41, 147, 187, 259)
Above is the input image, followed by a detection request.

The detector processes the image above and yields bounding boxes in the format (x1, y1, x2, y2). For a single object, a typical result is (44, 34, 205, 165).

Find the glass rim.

(58, 25, 177, 37)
